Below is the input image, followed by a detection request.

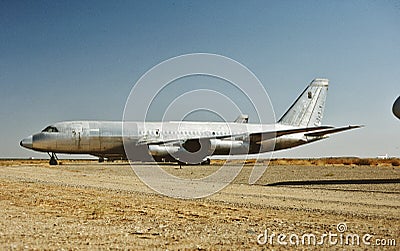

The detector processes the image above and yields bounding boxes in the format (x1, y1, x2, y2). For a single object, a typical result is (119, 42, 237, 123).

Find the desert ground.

(0, 159, 399, 250)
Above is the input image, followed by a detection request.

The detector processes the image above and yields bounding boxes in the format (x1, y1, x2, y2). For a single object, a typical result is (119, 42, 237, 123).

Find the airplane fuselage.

(20, 121, 315, 161)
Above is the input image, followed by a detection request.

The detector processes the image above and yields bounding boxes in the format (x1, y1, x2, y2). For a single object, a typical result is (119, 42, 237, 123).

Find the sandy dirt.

(0, 160, 399, 250)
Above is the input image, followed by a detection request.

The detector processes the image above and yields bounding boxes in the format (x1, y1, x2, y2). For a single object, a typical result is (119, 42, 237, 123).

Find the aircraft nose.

(20, 136, 33, 149)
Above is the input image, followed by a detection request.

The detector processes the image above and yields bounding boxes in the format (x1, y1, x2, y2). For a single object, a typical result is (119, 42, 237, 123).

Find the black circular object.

(393, 96, 400, 119)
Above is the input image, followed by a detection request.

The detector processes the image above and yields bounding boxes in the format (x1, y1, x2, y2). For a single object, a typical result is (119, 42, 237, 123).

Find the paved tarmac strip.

(0, 162, 399, 250)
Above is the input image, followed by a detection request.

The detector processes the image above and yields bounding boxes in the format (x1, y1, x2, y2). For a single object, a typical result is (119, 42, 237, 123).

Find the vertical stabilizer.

(278, 78, 328, 127)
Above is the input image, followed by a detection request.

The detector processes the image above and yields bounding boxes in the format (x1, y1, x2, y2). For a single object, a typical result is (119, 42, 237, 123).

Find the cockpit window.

(41, 126, 59, 133)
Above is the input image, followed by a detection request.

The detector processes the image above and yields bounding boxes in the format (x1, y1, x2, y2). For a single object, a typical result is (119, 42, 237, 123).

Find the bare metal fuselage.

(20, 121, 313, 161)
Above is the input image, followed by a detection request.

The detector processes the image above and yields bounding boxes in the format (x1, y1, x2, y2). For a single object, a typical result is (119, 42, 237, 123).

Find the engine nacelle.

(182, 138, 212, 153)
(148, 145, 180, 156)
(148, 138, 249, 163)
(211, 139, 248, 155)
(274, 137, 305, 151)
(148, 140, 212, 164)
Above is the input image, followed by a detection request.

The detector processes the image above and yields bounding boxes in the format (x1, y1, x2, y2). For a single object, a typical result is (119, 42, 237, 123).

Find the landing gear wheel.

(201, 158, 211, 165)
(48, 153, 58, 165)
(98, 157, 104, 163)
(49, 157, 58, 165)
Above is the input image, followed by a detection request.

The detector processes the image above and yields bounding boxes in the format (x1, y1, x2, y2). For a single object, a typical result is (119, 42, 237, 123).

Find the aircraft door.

(71, 123, 89, 151)
(71, 124, 82, 143)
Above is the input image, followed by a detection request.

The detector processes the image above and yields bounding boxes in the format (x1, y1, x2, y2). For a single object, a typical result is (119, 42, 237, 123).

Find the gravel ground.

(0, 161, 399, 250)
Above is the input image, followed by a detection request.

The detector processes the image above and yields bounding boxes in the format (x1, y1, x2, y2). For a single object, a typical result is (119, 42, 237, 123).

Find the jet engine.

(147, 138, 249, 164)
(211, 139, 247, 155)
(148, 145, 180, 156)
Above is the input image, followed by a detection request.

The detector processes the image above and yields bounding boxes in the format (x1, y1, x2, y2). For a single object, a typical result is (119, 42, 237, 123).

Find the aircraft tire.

(201, 158, 211, 165)
(49, 157, 58, 165)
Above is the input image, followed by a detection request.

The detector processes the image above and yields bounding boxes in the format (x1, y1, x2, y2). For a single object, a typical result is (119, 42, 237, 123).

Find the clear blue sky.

(1, 0, 399, 158)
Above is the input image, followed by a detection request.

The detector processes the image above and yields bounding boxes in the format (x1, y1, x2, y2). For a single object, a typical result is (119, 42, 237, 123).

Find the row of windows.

(139, 130, 228, 136)
(40, 126, 230, 136)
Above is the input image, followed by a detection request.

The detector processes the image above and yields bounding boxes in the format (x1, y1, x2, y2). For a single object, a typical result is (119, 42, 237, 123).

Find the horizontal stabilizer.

(234, 114, 249, 123)
(304, 125, 362, 137)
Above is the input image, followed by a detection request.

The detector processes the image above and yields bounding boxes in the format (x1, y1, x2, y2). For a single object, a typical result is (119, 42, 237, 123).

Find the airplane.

(20, 78, 361, 165)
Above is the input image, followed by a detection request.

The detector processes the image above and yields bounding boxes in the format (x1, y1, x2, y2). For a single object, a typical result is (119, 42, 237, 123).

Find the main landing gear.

(201, 158, 211, 165)
(177, 158, 211, 168)
(48, 152, 58, 165)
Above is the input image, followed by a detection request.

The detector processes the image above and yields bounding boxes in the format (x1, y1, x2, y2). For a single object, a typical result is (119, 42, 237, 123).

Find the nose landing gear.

(47, 152, 58, 165)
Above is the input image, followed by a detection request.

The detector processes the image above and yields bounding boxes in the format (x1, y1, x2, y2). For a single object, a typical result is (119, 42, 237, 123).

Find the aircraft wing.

(304, 125, 362, 137)
(137, 134, 232, 145)
(137, 125, 337, 146)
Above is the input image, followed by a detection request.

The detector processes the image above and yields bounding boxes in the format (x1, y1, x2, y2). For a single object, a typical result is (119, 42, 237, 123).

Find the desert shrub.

(391, 160, 400, 166)
(356, 159, 372, 166)
(325, 158, 344, 165)
(314, 159, 325, 166)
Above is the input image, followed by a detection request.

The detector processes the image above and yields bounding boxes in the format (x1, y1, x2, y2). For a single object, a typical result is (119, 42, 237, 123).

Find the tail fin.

(278, 78, 328, 127)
